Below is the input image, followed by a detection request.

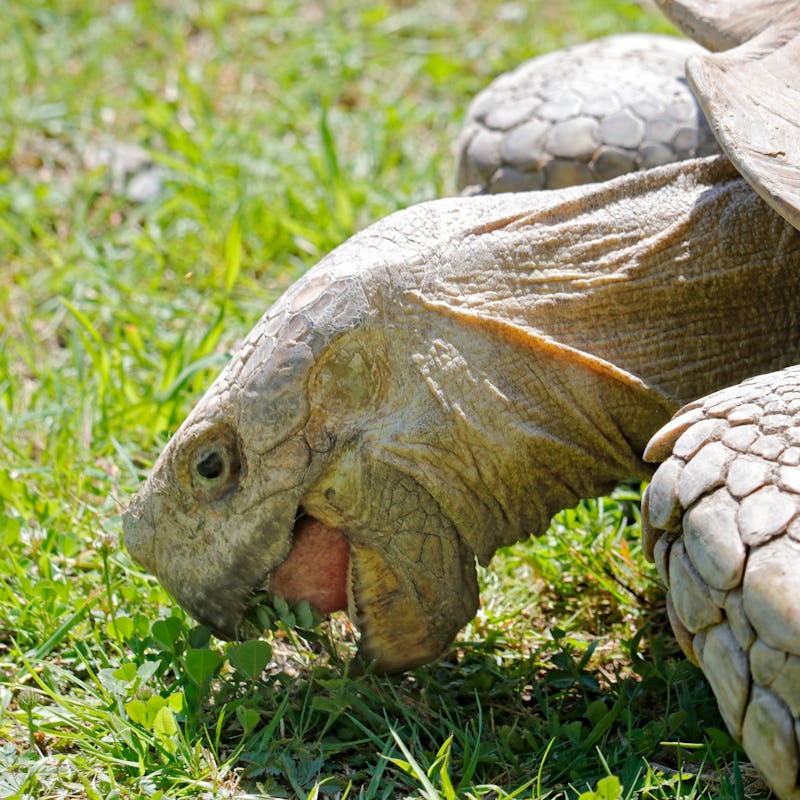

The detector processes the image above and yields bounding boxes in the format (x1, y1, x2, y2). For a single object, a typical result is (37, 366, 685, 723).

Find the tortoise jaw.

(347, 542, 453, 673)
(252, 513, 447, 671)
(204, 512, 348, 640)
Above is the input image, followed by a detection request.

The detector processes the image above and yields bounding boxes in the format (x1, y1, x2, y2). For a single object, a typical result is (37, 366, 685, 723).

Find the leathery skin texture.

(121, 4, 800, 794)
(123, 156, 800, 674)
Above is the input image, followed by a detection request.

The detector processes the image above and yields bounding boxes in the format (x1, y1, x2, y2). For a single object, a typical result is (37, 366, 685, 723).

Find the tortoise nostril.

(122, 499, 158, 575)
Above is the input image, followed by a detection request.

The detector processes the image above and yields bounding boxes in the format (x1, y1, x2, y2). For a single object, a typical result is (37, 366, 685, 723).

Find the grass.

(0, 1, 767, 798)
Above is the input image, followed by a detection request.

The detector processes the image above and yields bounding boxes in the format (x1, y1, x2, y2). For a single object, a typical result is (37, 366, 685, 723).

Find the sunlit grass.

(0, 1, 765, 798)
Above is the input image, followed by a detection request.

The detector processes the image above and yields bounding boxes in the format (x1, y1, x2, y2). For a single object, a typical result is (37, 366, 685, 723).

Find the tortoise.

(122, 1, 800, 796)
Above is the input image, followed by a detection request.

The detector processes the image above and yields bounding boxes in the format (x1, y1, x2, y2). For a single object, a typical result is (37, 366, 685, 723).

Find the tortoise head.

(122, 264, 358, 641)
(122, 207, 483, 672)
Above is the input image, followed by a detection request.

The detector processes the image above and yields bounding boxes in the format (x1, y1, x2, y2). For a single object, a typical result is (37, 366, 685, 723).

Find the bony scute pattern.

(457, 34, 720, 194)
(643, 364, 800, 800)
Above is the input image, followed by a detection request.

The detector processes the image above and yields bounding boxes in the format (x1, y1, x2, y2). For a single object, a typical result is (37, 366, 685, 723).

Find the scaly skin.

(643, 366, 800, 799)
(123, 156, 800, 671)
(457, 34, 719, 194)
(635, 9, 800, 796)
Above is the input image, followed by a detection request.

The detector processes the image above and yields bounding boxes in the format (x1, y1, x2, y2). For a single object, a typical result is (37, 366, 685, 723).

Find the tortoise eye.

(188, 425, 243, 499)
(196, 449, 225, 481)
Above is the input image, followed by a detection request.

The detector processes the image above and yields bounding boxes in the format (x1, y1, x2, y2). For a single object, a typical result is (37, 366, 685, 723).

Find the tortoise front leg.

(643, 364, 800, 800)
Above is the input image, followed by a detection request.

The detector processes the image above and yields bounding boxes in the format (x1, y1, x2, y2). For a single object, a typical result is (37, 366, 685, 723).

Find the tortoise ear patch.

(305, 330, 387, 441)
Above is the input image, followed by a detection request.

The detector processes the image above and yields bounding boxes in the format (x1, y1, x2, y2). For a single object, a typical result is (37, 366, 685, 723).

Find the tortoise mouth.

(236, 511, 458, 673)
(199, 511, 350, 642)
(266, 511, 351, 616)
(231, 510, 460, 673)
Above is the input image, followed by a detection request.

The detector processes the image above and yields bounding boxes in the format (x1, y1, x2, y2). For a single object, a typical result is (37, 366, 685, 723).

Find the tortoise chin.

(344, 541, 474, 674)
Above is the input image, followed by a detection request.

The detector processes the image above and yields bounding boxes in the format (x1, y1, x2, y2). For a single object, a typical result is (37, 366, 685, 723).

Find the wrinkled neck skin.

(302, 156, 800, 563)
(124, 156, 800, 671)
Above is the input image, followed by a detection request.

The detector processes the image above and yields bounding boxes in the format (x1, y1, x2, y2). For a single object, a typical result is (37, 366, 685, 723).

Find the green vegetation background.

(0, 2, 757, 798)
